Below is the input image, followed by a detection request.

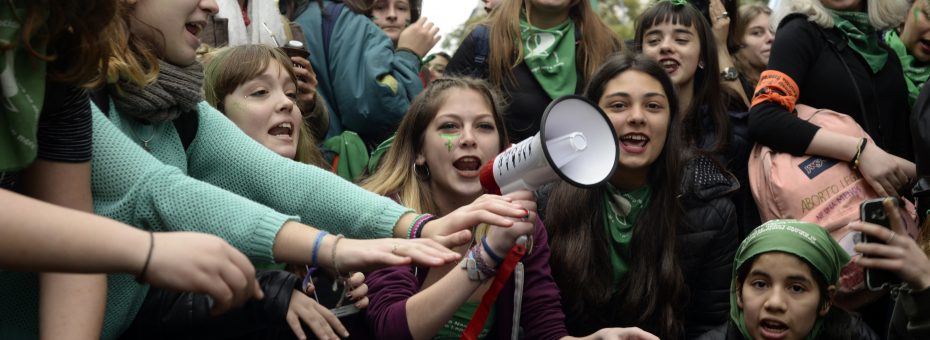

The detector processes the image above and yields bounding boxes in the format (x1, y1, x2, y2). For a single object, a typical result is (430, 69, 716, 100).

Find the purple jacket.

(364, 219, 568, 339)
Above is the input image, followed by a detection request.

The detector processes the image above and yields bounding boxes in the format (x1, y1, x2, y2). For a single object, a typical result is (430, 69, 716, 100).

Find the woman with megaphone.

(362, 77, 658, 340)
(541, 53, 739, 339)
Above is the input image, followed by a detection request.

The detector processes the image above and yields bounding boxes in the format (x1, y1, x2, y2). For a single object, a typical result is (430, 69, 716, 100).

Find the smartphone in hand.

(860, 197, 904, 291)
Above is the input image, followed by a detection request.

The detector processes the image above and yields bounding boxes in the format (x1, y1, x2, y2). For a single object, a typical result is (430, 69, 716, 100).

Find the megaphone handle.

(460, 243, 527, 340)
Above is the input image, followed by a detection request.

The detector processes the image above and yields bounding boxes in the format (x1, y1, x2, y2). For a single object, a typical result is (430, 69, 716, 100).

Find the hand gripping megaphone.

(479, 95, 619, 195)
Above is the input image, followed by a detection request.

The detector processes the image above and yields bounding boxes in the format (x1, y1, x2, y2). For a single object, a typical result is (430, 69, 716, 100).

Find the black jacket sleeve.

(748, 15, 822, 155)
(445, 25, 487, 79)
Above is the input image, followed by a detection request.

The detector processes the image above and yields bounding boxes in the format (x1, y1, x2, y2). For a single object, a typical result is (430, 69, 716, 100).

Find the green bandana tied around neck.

(831, 10, 888, 74)
(729, 220, 851, 340)
(603, 184, 652, 287)
(519, 16, 576, 99)
(885, 30, 930, 108)
(0, 2, 48, 171)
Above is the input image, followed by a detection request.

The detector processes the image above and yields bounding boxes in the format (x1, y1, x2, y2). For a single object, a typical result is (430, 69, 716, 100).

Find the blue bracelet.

(481, 236, 504, 263)
(312, 231, 329, 267)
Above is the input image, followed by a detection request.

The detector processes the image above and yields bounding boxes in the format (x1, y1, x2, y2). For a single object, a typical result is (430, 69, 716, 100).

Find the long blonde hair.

(772, 0, 909, 30)
(485, 0, 622, 89)
(361, 77, 508, 214)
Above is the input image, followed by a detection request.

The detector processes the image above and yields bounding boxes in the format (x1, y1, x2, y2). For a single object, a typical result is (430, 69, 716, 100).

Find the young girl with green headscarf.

(697, 219, 879, 339)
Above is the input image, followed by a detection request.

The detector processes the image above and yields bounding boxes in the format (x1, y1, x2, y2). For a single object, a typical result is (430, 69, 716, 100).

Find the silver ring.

(888, 232, 897, 244)
(391, 243, 399, 254)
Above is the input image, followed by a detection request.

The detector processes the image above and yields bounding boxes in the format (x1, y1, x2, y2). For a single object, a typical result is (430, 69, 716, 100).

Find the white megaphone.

(480, 95, 618, 195)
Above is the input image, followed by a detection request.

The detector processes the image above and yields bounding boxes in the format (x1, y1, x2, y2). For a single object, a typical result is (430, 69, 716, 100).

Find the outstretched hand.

(144, 232, 263, 315)
(286, 289, 348, 340)
(332, 237, 461, 273)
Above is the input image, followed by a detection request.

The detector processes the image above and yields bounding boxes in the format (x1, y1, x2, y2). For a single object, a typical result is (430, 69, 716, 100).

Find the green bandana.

(831, 10, 888, 74)
(729, 220, 851, 340)
(603, 184, 652, 287)
(885, 30, 930, 108)
(323, 131, 369, 182)
(519, 16, 576, 100)
(0, 2, 48, 171)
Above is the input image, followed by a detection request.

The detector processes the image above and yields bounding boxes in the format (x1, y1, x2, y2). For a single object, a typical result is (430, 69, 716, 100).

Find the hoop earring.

(415, 162, 431, 180)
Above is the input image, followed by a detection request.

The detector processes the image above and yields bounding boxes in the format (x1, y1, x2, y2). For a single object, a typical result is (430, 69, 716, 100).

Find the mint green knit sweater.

(0, 101, 411, 339)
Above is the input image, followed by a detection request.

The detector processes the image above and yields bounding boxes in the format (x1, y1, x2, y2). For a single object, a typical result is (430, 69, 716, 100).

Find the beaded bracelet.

(135, 232, 155, 284)
(311, 231, 329, 267)
(412, 214, 435, 239)
(407, 213, 434, 239)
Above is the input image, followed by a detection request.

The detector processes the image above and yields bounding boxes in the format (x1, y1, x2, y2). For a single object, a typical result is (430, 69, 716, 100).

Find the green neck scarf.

(0, 2, 48, 171)
(885, 30, 930, 108)
(519, 16, 576, 99)
(729, 220, 851, 340)
(602, 184, 652, 287)
(831, 10, 888, 74)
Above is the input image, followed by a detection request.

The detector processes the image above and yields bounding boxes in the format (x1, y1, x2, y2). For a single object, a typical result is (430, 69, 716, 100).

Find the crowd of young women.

(2, 0, 930, 339)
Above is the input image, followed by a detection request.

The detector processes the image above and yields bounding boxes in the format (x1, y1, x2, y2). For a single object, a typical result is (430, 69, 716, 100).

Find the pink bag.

(748, 104, 917, 307)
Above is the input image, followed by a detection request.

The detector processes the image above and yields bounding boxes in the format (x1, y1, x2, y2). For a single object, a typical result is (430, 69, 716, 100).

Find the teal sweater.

(0, 101, 411, 339)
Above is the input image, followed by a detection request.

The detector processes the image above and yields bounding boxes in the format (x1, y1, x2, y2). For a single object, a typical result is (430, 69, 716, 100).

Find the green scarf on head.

(831, 10, 888, 74)
(729, 220, 851, 340)
(519, 16, 576, 100)
(885, 30, 930, 108)
(603, 184, 651, 287)
(0, 2, 48, 171)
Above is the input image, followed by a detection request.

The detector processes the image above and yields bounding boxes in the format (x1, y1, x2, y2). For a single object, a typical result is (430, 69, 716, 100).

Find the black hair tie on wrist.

(136, 232, 154, 284)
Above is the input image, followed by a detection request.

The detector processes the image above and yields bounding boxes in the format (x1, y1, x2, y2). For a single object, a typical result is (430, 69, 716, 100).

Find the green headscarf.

(729, 220, 851, 340)
(603, 184, 652, 287)
(831, 10, 888, 74)
(519, 16, 576, 99)
(0, 2, 48, 171)
(885, 30, 930, 108)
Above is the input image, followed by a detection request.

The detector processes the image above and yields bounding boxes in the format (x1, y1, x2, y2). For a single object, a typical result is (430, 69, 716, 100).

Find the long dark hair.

(633, 1, 730, 154)
(546, 53, 687, 339)
(485, 0, 622, 89)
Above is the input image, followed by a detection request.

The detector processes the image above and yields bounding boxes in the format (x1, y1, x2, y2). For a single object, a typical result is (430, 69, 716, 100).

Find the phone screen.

(860, 197, 903, 290)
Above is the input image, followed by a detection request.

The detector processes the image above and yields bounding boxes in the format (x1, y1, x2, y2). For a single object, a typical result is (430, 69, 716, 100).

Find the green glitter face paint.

(440, 133, 459, 152)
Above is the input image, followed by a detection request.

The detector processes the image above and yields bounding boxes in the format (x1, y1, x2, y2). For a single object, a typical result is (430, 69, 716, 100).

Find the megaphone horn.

(480, 95, 619, 195)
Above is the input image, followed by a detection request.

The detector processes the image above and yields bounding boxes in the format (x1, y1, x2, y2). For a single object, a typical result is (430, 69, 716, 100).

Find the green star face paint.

(440, 133, 459, 152)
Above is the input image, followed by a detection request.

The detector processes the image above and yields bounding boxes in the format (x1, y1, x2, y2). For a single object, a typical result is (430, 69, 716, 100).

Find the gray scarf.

(111, 61, 204, 122)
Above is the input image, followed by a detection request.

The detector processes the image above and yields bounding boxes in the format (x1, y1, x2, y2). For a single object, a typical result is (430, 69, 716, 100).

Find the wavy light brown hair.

(484, 0, 622, 90)
(202, 44, 327, 167)
(2, 1, 117, 87)
(361, 77, 508, 214)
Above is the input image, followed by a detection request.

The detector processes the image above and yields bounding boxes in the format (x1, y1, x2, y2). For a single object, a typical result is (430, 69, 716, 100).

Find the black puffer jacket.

(677, 155, 740, 339)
